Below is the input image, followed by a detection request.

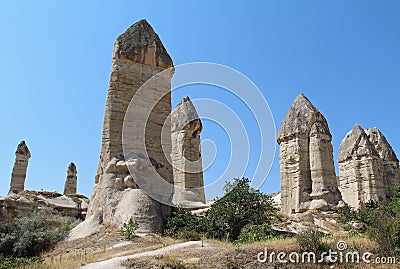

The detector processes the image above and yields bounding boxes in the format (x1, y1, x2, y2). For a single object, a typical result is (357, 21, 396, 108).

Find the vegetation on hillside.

(0, 208, 79, 268)
(119, 217, 139, 240)
(338, 184, 400, 255)
(165, 177, 278, 242)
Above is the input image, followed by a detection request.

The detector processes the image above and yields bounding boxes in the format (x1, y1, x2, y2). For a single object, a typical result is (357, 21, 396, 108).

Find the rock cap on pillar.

(113, 19, 173, 68)
(277, 93, 331, 143)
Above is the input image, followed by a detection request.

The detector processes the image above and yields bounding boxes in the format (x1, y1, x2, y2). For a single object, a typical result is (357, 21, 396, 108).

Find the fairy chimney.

(64, 162, 78, 195)
(277, 94, 342, 215)
(8, 141, 31, 196)
(171, 97, 206, 207)
(86, 19, 174, 233)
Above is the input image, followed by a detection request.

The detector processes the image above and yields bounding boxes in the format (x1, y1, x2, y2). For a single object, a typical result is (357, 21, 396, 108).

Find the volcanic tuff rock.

(0, 191, 89, 220)
(365, 127, 400, 198)
(64, 162, 78, 195)
(277, 94, 342, 215)
(85, 19, 174, 233)
(8, 141, 31, 196)
(171, 97, 206, 207)
(338, 125, 399, 209)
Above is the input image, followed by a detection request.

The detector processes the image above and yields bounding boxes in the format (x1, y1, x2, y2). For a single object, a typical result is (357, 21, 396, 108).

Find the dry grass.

(21, 223, 182, 269)
(123, 235, 397, 269)
(16, 223, 397, 269)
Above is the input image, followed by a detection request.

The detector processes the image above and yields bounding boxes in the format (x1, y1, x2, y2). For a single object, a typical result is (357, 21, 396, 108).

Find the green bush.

(297, 230, 330, 255)
(337, 204, 357, 224)
(206, 177, 278, 241)
(164, 178, 278, 242)
(165, 207, 197, 236)
(119, 217, 139, 240)
(0, 254, 43, 269)
(177, 229, 201, 241)
(235, 223, 274, 244)
(0, 208, 79, 257)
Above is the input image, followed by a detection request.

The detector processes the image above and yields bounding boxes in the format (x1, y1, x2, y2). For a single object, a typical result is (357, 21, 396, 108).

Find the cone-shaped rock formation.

(278, 94, 342, 215)
(171, 97, 206, 207)
(338, 125, 400, 208)
(8, 141, 31, 196)
(86, 19, 174, 233)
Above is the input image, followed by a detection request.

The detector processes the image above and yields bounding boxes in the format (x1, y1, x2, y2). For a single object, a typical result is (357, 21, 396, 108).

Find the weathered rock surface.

(0, 191, 89, 220)
(365, 127, 400, 198)
(8, 141, 31, 195)
(86, 19, 174, 233)
(64, 162, 78, 195)
(272, 210, 343, 235)
(277, 94, 342, 215)
(171, 97, 206, 207)
(338, 125, 399, 209)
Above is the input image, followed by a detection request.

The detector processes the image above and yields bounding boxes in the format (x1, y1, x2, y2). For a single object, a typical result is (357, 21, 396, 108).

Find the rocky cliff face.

(64, 162, 78, 195)
(171, 97, 206, 207)
(277, 94, 342, 215)
(86, 19, 174, 233)
(338, 125, 399, 209)
(8, 141, 31, 196)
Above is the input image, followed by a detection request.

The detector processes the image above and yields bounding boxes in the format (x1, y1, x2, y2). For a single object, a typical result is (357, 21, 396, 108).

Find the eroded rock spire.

(171, 97, 206, 207)
(86, 19, 174, 233)
(338, 125, 399, 208)
(278, 94, 341, 215)
(64, 162, 78, 195)
(8, 141, 31, 196)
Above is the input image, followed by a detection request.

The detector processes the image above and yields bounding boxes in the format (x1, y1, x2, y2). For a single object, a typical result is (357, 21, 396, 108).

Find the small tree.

(206, 177, 278, 241)
(119, 218, 139, 240)
(164, 207, 205, 240)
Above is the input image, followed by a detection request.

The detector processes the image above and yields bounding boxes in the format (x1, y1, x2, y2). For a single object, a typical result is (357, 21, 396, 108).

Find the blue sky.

(1, 1, 400, 199)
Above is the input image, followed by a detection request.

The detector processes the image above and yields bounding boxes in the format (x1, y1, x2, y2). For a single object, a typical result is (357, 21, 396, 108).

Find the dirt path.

(79, 241, 208, 269)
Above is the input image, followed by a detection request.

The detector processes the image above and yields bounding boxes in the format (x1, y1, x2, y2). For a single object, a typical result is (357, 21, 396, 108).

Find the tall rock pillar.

(8, 141, 31, 196)
(171, 97, 206, 207)
(277, 94, 341, 215)
(64, 162, 78, 195)
(86, 19, 174, 233)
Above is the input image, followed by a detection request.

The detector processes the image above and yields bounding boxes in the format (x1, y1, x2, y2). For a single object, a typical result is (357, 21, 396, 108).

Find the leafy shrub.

(0, 254, 43, 269)
(119, 217, 139, 240)
(235, 223, 274, 244)
(164, 207, 207, 241)
(0, 208, 79, 257)
(297, 230, 330, 255)
(177, 229, 201, 241)
(164, 178, 278, 242)
(337, 204, 357, 224)
(206, 177, 278, 241)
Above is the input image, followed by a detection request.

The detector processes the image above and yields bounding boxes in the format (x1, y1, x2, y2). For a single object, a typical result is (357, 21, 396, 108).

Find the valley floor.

(23, 224, 397, 269)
